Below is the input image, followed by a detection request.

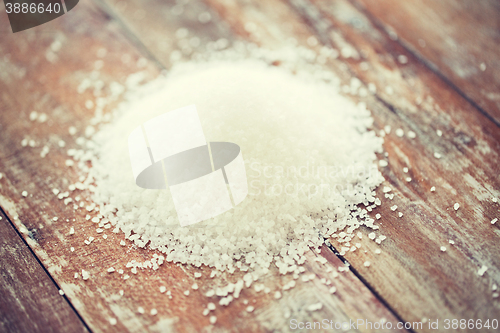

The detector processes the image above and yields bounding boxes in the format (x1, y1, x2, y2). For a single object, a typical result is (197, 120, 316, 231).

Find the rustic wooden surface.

(0, 0, 499, 332)
(0, 209, 89, 333)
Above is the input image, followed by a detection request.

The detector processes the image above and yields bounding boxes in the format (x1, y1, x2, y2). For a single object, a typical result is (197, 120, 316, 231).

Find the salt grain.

(491, 218, 497, 225)
(440, 246, 446, 252)
(454, 203, 460, 211)
(209, 316, 217, 324)
(478, 265, 488, 277)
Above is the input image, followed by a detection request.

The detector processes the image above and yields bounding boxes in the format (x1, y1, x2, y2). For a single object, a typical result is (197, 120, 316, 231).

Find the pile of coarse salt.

(76, 49, 385, 280)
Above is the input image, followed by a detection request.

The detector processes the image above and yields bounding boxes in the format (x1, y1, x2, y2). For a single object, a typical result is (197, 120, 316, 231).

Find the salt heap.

(86, 56, 384, 276)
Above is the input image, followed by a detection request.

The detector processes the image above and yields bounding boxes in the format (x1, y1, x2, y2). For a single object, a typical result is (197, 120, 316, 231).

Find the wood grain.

(0, 210, 88, 333)
(0, 0, 410, 332)
(96, 0, 500, 330)
(351, 0, 500, 126)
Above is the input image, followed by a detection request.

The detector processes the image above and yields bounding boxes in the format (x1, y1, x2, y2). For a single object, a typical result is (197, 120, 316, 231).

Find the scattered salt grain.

(478, 265, 488, 277)
(59, 289, 65, 296)
(307, 302, 323, 312)
(491, 218, 497, 225)
(448, 240, 455, 245)
(398, 212, 403, 218)
(379, 160, 388, 167)
(405, 177, 412, 182)
(192, 283, 199, 290)
(454, 203, 460, 211)
(107, 267, 115, 273)
(403, 167, 408, 173)
(374, 249, 381, 254)
(407, 131, 416, 139)
(150, 309, 158, 316)
(109, 318, 117, 325)
(395, 128, 404, 137)
(137, 307, 145, 314)
(274, 291, 282, 299)
(434, 152, 442, 159)
(69, 126, 77, 135)
(436, 130, 442, 137)
(209, 316, 217, 324)
(375, 213, 381, 219)
(207, 303, 216, 310)
(397, 55, 408, 64)
(22, 191, 28, 197)
(184, 290, 190, 296)
(194, 272, 202, 278)
(390, 205, 398, 211)
(440, 246, 446, 252)
(329, 286, 336, 294)
(430, 186, 436, 192)
(159, 286, 167, 293)
(246, 306, 255, 312)
(82, 270, 89, 280)
(363, 261, 371, 267)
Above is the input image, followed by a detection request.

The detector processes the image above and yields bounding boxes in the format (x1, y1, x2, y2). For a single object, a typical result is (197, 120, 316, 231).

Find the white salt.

(83, 49, 385, 280)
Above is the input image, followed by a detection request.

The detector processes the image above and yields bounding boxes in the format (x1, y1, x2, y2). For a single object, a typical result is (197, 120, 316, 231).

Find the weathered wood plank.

(351, 0, 500, 126)
(0, 0, 408, 332)
(0, 210, 89, 333)
(98, 0, 500, 330)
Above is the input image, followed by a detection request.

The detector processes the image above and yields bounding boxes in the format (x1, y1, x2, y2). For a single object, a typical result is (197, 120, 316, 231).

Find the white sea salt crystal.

(109, 318, 117, 325)
(379, 160, 388, 167)
(374, 249, 381, 254)
(150, 309, 158, 316)
(107, 267, 115, 273)
(85, 52, 385, 280)
(398, 212, 403, 218)
(59, 289, 65, 295)
(22, 191, 28, 197)
(449, 240, 455, 245)
(368, 232, 376, 240)
(307, 302, 323, 312)
(194, 272, 202, 278)
(395, 128, 404, 137)
(246, 306, 255, 312)
(69, 126, 77, 135)
(440, 246, 446, 252)
(207, 303, 216, 310)
(430, 186, 436, 192)
(209, 316, 217, 324)
(491, 218, 497, 225)
(434, 152, 442, 159)
(375, 213, 381, 219)
(160, 286, 166, 293)
(436, 130, 442, 137)
(137, 307, 145, 314)
(478, 265, 488, 276)
(390, 205, 398, 211)
(397, 55, 408, 64)
(454, 203, 460, 211)
(184, 290, 190, 296)
(82, 270, 89, 280)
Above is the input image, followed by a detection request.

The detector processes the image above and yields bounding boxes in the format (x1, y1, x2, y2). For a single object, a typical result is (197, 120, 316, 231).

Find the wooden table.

(0, 0, 499, 332)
